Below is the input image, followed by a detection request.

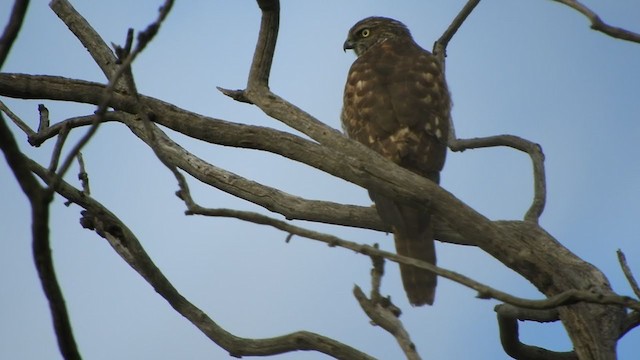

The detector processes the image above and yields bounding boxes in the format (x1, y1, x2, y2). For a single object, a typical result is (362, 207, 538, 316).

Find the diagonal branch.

(0, 0, 30, 67)
(0, 99, 34, 136)
(50, 0, 121, 85)
(27, 157, 375, 360)
(47, 0, 174, 194)
(180, 206, 640, 313)
(550, 0, 640, 44)
(617, 249, 640, 299)
(433, 0, 481, 65)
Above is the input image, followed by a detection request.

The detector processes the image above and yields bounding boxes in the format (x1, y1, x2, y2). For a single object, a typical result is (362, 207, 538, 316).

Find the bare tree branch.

(448, 134, 547, 223)
(0, 2, 81, 359)
(0, 99, 34, 136)
(49, 0, 121, 86)
(2, 0, 636, 357)
(218, 1, 629, 357)
(354, 286, 420, 360)
(27, 157, 375, 360)
(432, 0, 481, 65)
(248, 0, 279, 90)
(47, 0, 173, 194)
(181, 206, 640, 313)
(551, 0, 640, 43)
(0, 74, 475, 244)
(0, 0, 29, 67)
(496, 304, 577, 360)
(0, 118, 81, 360)
(617, 249, 640, 299)
(620, 311, 640, 339)
(354, 254, 419, 360)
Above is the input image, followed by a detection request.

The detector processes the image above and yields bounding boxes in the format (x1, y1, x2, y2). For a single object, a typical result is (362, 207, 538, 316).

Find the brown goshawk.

(341, 17, 451, 306)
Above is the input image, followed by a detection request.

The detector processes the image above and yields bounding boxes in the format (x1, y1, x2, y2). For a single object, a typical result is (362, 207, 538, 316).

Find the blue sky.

(1, 1, 639, 359)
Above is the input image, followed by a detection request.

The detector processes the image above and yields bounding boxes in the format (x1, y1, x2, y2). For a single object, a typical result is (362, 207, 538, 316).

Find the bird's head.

(343, 17, 411, 57)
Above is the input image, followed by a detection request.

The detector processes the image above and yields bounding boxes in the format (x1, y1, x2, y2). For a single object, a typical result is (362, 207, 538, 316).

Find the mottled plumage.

(341, 17, 451, 306)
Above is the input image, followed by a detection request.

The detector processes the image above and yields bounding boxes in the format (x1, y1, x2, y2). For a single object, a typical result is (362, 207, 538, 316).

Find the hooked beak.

(343, 39, 354, 52)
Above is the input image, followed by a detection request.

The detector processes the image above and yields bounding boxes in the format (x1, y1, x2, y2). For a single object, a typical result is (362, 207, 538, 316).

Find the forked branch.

(27, 158, 375, 360)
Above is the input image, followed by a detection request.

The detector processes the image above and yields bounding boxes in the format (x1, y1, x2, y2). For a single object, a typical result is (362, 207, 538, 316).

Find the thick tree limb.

(0, 55, 624, 360)
(0, 74, 472, 244)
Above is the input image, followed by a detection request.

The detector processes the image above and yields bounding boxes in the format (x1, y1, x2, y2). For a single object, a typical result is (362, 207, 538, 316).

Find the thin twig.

(617, 249, 640, 299)
(47, 120, 69, 173)
(47, 0, 174, 194)
(551, 0, 640, 44)
(0, 99, 34, 136)
(76, 152, 90, 196)
(183, 204, 640, 312)
(356, 253, 412, 357)
(433, 0, 481, 64)
(354, 286, 420, 360)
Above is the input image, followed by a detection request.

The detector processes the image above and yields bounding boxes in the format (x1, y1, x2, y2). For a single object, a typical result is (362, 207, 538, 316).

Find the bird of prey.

(341, 17, 451, 306)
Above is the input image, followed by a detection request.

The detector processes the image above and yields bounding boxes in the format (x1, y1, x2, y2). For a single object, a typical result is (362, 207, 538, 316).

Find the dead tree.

(1, 0, 639, 359)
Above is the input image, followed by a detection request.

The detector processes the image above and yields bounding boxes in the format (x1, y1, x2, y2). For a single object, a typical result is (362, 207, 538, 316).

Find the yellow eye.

(361, 29, 370, 38)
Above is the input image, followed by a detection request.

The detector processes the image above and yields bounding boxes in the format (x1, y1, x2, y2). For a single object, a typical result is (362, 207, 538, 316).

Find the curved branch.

(448, 134, 546, 223)
(496, 304, 577, 360)
(27, 157, 375, 360)
(551, 0, 640, 44)
(219, 0, 626, 351)
(0, 74, 473, 244)
(620, 311, 640, 339)
(0, 118, 81, 360)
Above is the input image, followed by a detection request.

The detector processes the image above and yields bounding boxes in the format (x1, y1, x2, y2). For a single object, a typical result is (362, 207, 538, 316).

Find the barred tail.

(394, 224, 437, 306)
(369, 191, 437, 306)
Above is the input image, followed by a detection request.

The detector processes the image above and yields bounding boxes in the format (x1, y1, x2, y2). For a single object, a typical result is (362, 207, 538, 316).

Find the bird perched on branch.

(341, 17, 451, 306)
